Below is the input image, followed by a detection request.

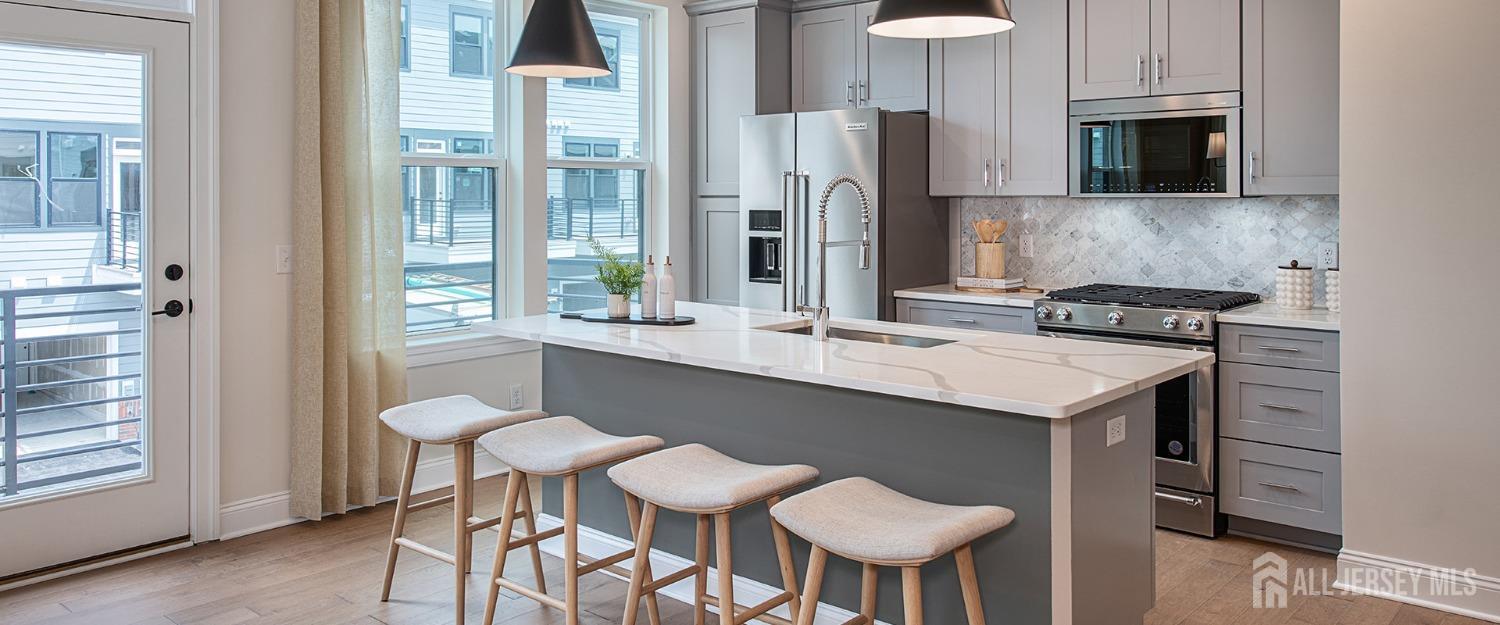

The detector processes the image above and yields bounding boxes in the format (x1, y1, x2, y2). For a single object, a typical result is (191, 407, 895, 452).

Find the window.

(399, 0, 410, 71)
(564, 32, 620, 90)
(401, 0, 501, 335)
(546, 5, 649, 313)
(450, 8, 492, 77)
(47, 133, 101, 226)
(0, 130, 40, 227)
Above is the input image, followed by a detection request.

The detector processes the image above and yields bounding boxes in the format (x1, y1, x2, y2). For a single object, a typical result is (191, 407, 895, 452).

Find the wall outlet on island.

(509, 384, 524, 410)
(1019, 233, 1035, 258)
(1106, 415, 1127, 447)
(1317, 242, 1339, 269)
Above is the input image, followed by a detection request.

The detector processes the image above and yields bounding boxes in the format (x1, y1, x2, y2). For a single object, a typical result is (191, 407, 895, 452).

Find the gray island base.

(539, 345, 1156, 625)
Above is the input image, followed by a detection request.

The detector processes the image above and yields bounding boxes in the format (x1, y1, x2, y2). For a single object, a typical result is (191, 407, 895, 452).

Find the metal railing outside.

(546, 198, 641, 241)
(1, 282, 144, 498)
(105, 211, 142, 271)
(404, 261, 494, 334)
(405, 198, 493, 247)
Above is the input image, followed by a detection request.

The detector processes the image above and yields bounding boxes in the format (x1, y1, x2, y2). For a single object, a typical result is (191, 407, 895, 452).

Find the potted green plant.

(590, 238, 645, 318)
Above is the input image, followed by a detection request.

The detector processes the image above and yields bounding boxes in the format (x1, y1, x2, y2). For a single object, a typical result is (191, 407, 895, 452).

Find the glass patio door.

(0, 3, 191, 580)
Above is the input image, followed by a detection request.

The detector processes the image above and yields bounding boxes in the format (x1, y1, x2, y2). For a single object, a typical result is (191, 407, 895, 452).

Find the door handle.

(152, 299, 185, 318)
(846, 81, 855, 106)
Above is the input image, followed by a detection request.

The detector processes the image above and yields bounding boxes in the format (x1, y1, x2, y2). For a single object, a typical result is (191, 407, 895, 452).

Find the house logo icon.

(1253, 552, 1289, 609)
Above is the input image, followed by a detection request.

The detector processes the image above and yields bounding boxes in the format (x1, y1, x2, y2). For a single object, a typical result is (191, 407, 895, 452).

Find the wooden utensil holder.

(975, 243, 1006, 279)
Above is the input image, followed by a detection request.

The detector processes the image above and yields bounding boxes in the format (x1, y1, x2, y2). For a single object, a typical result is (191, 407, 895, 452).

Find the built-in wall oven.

(1070, 92, 1241, 197)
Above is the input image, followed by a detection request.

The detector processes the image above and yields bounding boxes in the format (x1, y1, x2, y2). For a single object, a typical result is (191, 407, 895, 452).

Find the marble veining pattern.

(959, 196, 1339, 302)
(473, 302, 1213, 418)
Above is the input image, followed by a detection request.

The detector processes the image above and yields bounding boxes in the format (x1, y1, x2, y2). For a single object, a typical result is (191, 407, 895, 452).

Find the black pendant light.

(506, 0, 612, 79)
(868, 0, 1016, 39)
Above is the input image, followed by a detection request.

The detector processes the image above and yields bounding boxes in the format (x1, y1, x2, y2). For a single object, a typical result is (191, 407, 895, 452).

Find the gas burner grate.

(1046, 284, 1261, 310)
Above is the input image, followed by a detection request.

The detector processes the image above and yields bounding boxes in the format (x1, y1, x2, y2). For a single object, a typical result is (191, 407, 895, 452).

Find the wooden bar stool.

(607, 444, 820, 625)
(769, 478, 1015, 625)
(377, 395, 549, 625)
(476, 416, 665, 625)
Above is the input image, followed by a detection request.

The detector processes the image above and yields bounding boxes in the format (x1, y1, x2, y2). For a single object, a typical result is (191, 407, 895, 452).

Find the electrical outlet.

(1317, 242, 1339, 269)
(509, 384, 524, 410)
(1019, 233, 1035, 258)
(275, 245, 293, 274)
(1106, 415, 1127, 447)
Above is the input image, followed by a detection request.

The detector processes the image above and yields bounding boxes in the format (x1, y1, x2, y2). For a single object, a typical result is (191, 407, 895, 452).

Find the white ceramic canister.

(1276, 260, 1314, 310)
(1325, 268, 1340, 312)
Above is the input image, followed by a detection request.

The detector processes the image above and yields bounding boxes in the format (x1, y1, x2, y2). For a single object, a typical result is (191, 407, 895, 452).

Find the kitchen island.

(474, 303, 1212, 625)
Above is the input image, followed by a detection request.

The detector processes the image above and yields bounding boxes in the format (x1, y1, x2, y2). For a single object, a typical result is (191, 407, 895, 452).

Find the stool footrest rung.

(503, 526, 565, 551)
(839, 616, 871, 625)
(575, 546, 635, 577)
(406, 493, 455, 512)
(639, 564, 701, 595)
(392, 537, 456, 565)
(467, 513, 527, 533)
(495, 576, 565, 610)
(701, 593, 796, 625)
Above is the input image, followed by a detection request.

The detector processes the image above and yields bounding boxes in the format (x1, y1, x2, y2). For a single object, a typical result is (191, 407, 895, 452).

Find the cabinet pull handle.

(1136, 54, 1144, 86)
(997, 159, 1006, 190)
(1258, 402, 1303, 412)
(1154, 53, 1163, 87)
(946, 317, 977, 324)
(1258, 481, 1302, 492)
(1256, 344, 1301, 353)
(858, 80, 867, 105)
(1249, 151, 1258, 182)
(983, 158, 991, 188)
(846, 81, 855, 106)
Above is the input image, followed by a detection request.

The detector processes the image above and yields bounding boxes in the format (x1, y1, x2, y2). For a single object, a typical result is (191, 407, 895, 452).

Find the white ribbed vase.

(1276, 261, 1314, 310)
(1325, 269, 1340, 312)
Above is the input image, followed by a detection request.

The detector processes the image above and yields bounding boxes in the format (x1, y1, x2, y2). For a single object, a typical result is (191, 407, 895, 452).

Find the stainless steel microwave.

(1069, 92, 1241, 198)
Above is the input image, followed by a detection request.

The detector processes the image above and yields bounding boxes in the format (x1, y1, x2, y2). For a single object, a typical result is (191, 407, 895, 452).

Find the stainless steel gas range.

(1034, 284, 1262, 537)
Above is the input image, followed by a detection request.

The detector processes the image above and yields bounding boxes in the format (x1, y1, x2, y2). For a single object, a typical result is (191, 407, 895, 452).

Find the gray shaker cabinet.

(693, 197, 742, 306)
(930, 0, 1067, 197)
(1069, 0, 1152, 100)
(791, 5, 859, 112)
(1070, 0, 1240, 101)
(1243, 0, 1339, 195)
(855, 1, 928, 112)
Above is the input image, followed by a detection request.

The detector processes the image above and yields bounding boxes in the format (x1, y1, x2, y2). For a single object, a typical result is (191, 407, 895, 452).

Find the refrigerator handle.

(781, 171, 795, 311)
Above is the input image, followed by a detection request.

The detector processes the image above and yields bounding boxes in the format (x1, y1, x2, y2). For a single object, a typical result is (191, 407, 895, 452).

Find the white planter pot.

(607, 293, 631, 318)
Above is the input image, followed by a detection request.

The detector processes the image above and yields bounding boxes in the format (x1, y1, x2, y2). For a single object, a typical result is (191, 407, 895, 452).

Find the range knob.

(1056, 307, 1074, 321)
(1162, 315, 1181, 330)
(1036, 305, 1053, 320)
(1186, 317, 1206, 332)
(1107, 311, 1126, 325)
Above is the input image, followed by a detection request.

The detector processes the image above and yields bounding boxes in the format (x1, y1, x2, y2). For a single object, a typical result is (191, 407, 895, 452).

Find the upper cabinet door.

(999, 0, 1069, 196)
(855, 1, 928, 112)
(1149, 0, 1241, 95)
(695, 8, 759, 196)
(1243, 0, 1338, 195)
(1070, 0, 1152, 101)
(929, 34, 999, 196)
(792, 5, 858, 112)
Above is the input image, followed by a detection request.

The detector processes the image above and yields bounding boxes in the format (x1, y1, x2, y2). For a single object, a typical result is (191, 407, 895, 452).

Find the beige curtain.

(290, 0, 407, 520)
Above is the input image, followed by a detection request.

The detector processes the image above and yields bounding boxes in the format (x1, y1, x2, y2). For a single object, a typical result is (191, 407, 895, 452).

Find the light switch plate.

(1106, 415, 1127, 447)
(1019, 234, 1035, 258)
(275, 245, 293, 274)
(509, 384, 524, 410)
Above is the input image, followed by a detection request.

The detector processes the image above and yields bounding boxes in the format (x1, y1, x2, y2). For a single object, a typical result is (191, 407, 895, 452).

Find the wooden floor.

(0, 476, 1486, 625)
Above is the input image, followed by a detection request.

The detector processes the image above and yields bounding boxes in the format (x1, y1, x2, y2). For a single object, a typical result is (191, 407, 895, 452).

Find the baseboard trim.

(1335, 550, 1500, 624)
(533, 514, 889, 625)
(217, 449, 510, 541)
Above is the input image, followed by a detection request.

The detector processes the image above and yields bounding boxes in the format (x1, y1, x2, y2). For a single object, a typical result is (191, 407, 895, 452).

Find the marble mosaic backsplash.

(958, 196, 1340, 302)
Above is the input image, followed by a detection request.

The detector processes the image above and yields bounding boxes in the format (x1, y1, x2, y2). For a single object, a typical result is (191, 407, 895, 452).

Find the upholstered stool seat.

(478, 415, 665, 476)
(771, 477, 1014, 565)
(608, 443, 820, 512)
(379, 394, 545, 444)
(608, 444, 819, 625)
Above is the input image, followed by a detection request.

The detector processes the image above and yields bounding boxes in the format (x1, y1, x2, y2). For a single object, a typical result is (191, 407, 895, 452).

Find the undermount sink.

(774, 324, 957, 349)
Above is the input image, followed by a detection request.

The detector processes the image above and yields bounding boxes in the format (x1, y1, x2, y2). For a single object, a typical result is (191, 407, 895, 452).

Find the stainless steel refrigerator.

(738, 108, 948, 321)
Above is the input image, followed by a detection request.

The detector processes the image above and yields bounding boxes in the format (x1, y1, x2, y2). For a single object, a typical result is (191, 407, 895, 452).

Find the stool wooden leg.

(622, 501, 660, 625)
(623, 492, 663, 625)
(694, 514, 710, 625)
(767, 496, 801, 618)
(901, 566, 923, 625)
(954, 544, 986, 625)
(794, 546, 828, 625)
(860, 562, 878, 622)
(564, 473, 581, 625)
(380, 439, 420, 601)
(482, 470, 524, 625)
(453, 441, 474, 623)
(517, 475, 547, 594)
(714, 513, 735, 625)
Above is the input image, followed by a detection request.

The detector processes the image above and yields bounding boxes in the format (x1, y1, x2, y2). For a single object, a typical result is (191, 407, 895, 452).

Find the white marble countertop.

(893, 283, 1051, 308)
(1218, 302, 1340, 332)
(472, 303, 1213, 419)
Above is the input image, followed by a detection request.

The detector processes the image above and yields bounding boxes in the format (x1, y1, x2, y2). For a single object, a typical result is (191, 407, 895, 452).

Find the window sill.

(406, 330, 539, 368)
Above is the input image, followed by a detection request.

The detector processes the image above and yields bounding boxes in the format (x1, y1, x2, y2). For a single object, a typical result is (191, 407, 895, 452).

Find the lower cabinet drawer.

(1221, 438, 1342, 534)
(1220, 363, 1341, 452)
(896, 299, 1034, 334)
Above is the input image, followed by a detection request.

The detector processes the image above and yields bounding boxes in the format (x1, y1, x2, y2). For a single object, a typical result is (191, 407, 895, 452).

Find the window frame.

(448, 5, 494, 78)
(562, 30, 621, 91)
(399, 0, 411, 71)
(0, 129, 42, 229)
(46, 131, 104, 228)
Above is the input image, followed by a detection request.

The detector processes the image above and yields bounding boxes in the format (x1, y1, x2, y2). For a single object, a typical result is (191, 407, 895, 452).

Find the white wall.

(1339, 0, 1500, 617)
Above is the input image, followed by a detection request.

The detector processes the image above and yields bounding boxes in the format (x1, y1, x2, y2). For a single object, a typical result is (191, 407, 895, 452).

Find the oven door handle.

(1155, 491, 1203, 506)
(1038, 330, 1212, 352)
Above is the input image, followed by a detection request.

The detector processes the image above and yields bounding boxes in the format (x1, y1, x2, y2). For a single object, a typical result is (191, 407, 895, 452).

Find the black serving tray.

(560, 310, 696, 326)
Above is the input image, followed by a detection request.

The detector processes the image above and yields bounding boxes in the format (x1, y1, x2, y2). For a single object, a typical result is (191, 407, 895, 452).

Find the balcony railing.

(404, 261, 494, 334)
(1, 282, 144, 499)
(546, 198, 640, 241)
(405, 198, 493, 247)
(105, 211, 142, 271)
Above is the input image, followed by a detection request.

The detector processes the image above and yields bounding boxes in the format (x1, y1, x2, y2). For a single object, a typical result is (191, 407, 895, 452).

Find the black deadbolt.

(152, 300, 185, 318)
(165, 264, 185, 281)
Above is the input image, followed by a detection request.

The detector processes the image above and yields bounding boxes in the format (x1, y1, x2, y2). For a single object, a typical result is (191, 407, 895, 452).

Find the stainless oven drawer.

(896, 299, 1035, 334)
(1220, 363, 1341, 452)
(1220, 324, 1340, 372)
(1221, 438, 1342, 535)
